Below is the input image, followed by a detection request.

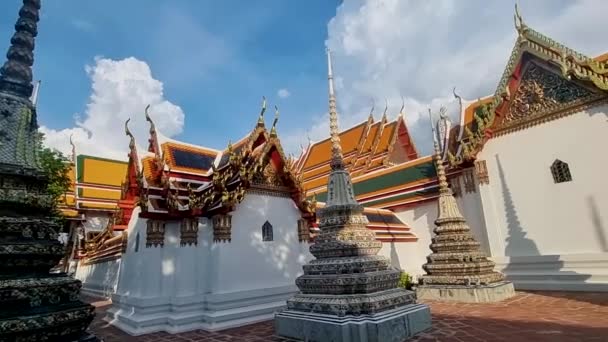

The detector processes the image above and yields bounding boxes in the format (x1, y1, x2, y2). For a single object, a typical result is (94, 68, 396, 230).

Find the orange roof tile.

(361, 122, 380, 152)
(375, 121, 396, 153)
(302, 121, 367, 169)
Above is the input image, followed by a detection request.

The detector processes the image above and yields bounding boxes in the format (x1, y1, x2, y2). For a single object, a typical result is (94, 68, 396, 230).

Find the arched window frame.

(550, 159, 572, 184)
(262, 221, 273, 242)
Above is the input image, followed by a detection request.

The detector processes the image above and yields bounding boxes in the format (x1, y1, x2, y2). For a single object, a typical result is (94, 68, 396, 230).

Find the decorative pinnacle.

(326, 48, 344, 170)
(270, 105, 279, 136)
(0, 0, 41, 98)
(428, 108, 450, 194)
(368, 98, 375, 120)
(69, 133, 76, 164)
(382, 98, 388, 121)
(398, 95, 405, 118)
(514, 2, 526, 34)
(144, 104, 155, 131)
(452, 86, 462, 104)
(257, 96, 267, 126)
(125, 118, 135, 151)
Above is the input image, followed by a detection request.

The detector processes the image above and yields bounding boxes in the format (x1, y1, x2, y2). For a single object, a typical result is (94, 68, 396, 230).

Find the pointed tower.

(0, 1, 99, 340)
(275, 49, 431, 342)
(416, 107, 515, 303)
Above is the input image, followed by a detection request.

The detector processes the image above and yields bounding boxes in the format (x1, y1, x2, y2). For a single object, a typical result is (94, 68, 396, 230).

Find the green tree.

(36, 132, 71, 209)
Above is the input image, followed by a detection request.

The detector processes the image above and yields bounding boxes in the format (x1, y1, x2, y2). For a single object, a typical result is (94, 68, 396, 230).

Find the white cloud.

(40, 57, 185, 161)
(277, 88, 291, 98)
(285, 0, 607, 155)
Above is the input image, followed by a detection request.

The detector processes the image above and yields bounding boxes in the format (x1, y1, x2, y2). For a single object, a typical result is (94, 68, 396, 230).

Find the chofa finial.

(258, 96, 267, 126)
(382, 98, 388, 120)
(270, 105, 279, 136)
(452, 87, 462, 103)
(514, 2, 526, 33)
(125, 118, 134, 139)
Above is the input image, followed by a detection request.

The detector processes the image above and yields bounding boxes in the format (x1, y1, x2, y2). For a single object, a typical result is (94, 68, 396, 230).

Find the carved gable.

(500, 62, 599, 131)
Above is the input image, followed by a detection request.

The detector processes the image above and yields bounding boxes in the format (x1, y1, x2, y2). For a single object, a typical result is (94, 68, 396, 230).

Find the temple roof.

(448, 7, 608, 167)
(58, 154, 127, 217)
(297, 114, 418, 193)
(310, 155, 440, 209)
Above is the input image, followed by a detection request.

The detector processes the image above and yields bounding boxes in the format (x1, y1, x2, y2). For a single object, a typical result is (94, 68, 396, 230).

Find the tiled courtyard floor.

(86, 291, 608, 342)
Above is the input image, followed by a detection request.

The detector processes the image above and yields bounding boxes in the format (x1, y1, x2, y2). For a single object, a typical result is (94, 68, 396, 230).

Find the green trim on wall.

(310, 160, 436, 203)
(362, 187, 437, 207)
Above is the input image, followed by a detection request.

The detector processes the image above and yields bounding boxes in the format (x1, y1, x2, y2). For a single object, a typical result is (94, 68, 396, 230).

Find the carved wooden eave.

(448, 17, 608, 168)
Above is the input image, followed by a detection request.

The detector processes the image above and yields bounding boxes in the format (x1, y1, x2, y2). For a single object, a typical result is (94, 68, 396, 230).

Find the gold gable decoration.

(448, 5, 608, 168)
(501, 63, 598, 131)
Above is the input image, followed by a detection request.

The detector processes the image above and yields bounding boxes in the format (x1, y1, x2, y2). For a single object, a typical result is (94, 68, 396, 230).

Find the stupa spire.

(327, 48, 344, 171)
(416, 107, 514, 303)
(323, 48, 358, 207)
(275, 50, 431, 342)
(0, 0, 41, 98)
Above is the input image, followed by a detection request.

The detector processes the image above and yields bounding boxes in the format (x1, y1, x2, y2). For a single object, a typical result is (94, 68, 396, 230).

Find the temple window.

(134, 232, 140, 252)
(551, 159, 572, 183)
(262, 221, 273, 242)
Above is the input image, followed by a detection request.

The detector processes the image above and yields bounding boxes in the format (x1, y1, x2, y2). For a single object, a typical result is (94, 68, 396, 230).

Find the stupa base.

(275, 303, 431, 342)
(416, 281, 515, 303)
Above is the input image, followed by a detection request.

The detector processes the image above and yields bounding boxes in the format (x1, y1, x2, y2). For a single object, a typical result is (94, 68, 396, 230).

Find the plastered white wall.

(210, 193, 312, 294)
(477, 106, 608, 258)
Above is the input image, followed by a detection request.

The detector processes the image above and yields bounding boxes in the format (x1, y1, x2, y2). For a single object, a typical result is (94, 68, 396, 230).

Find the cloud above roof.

(40, 57, 185, 161)
(284, 0, 607, 156)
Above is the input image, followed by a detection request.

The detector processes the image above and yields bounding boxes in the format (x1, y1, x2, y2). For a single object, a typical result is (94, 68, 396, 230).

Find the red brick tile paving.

(86, 291, 608, 341)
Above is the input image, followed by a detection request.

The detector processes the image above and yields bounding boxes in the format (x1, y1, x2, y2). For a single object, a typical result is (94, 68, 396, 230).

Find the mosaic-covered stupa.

(416, 107, 515, 303)
(275, 49, 431, 342)
(0, 0, 99, 340)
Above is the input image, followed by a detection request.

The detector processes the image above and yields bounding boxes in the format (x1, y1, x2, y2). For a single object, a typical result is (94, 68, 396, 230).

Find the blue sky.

(1, 0, 606, 160)
(0, 0, 339, 156)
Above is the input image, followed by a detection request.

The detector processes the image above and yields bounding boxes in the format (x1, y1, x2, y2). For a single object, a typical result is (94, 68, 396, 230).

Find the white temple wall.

(476, 105, 608, 291)
(75, 258, 121, 299)
(211, 193, 312, 294)
(392, 201, 436, 279)
(106, 194, 314, 335)
(114, 208, 213, 300)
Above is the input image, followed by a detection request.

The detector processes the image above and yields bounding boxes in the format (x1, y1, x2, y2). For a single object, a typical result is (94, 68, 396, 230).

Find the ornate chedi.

(0, 0, 99, 341)
(416, 108, 515, 303)
(275, 49, 431, 342)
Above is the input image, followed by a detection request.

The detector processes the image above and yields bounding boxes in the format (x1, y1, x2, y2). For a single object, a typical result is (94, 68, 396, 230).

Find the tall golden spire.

(327, 48, 344, 170)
